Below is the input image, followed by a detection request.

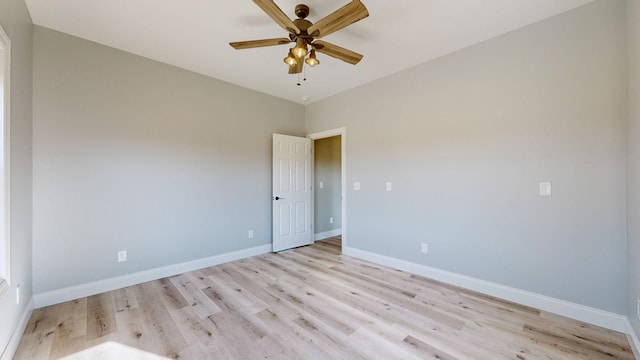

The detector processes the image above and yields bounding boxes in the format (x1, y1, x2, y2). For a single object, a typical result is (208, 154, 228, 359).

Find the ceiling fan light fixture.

(284, 48, 298, 65)
(305, 49, 320, 67)
(230, 1, 369, 75)
(292, 38, 308, 58)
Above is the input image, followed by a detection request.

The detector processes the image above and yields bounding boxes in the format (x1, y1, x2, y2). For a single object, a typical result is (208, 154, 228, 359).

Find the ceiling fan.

(230, 0, 369, 75)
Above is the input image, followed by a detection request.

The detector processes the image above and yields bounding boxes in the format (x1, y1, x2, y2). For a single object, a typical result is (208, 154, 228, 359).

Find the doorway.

(308, 128, 346, 251)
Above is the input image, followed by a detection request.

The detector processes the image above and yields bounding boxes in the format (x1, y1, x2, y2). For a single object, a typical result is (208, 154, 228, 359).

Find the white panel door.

(272, 134, 312, 252)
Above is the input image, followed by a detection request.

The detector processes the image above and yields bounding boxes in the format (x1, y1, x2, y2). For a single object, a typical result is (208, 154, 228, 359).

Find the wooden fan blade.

(311, 40, 363, 65)
(230, 38, 291, 49)
(288, 56, 304, 74)
(253, 0, 300, 35)
(307, 0, 369, 39)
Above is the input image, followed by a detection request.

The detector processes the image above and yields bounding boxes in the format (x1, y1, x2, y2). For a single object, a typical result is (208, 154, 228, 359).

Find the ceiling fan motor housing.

(293, 4, 312, 45)
(293, 19, 313, 40)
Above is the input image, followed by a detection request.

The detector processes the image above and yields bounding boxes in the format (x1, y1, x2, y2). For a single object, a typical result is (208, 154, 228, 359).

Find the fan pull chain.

(296, 68, 308, 86)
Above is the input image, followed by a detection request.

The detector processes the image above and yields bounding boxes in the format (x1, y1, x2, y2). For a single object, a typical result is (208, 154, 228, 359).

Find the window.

(0, 23, 10, 297)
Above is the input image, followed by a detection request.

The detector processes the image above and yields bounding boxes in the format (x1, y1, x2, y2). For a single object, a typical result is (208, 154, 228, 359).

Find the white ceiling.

(25, 0, 593, 104)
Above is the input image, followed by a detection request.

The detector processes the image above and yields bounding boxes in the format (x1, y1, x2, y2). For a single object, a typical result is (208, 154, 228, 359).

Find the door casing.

(307, 127, 347, 250)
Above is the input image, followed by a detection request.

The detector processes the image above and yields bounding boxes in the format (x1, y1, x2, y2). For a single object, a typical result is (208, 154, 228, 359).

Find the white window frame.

(0, 22, 11, 298)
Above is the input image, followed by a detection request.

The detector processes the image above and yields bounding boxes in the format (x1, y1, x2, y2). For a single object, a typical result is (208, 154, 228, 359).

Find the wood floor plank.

(347, 326, 424, 360)
(203, 266, 268, 315)
(110, 284, 169, 357)
(154, 278, 188, 311)
(223, 258, 279, 287)
(198, 277, 294, 360)
(14, 237, 635, 359)
(85, 292, 117, 341)
(291, 315, 368, 360)
(402, 334, 459, 360)
(169, 274, 221, 319)
(113, 305, 159, 355)
(254, 308, 330, 359)
(540, 311, 635, 348)
(47, 300, 90, 359)
(168, 307, 236, 359)
(394, 322, 501, 360)
(15, 298, 88, 359)
(13, 327, 57, 360)
(112, 286, 139, 313)
(262, 280, 358, 336)
(21, 307, 58, 337)
(133, 281, 189, 359)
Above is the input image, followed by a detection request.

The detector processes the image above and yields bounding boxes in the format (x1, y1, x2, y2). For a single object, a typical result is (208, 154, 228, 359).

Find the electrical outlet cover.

(421, 243, 429, 254)
(118, 251, 127, 262)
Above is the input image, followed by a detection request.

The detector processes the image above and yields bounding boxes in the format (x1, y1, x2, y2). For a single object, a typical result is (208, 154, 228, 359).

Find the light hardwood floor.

(14, 238, 635, 359)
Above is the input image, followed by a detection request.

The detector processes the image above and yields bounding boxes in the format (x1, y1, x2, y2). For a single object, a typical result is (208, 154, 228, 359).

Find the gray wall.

(627, 0, 640, 336)
(32, 27, 305, 294)
(306, 0, 627, 314)
(7, 0, 639, 350)
(314, 136, 341, 234)
(0, 0, 32, 357)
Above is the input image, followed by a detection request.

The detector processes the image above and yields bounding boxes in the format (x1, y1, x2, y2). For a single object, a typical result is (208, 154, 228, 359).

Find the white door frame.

(307, 127, 347, 250)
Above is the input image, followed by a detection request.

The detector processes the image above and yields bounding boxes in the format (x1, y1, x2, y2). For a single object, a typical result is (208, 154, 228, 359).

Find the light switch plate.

(539, 182, 552, 196)
(353, 182, 361, 191)
(386, 182, 392, 192)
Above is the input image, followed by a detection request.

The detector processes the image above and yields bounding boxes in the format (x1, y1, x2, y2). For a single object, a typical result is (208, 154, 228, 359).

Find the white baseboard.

(628, 320, 640, 359)
(1, 297, 34, 360)
(34, 244, 272, 308)
(343, 246, 629, 333)
(314, 229, 342, 241)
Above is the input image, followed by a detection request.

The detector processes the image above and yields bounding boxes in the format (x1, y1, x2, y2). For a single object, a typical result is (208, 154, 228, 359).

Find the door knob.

(274, 196, 284, 200)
